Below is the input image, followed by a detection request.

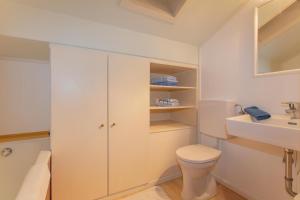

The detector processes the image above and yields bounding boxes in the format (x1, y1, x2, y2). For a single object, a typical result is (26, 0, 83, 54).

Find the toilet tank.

(199, 100, 236, 139)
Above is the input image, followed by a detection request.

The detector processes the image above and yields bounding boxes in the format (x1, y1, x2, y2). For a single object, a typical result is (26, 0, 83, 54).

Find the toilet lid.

(176, 144, 221, 164)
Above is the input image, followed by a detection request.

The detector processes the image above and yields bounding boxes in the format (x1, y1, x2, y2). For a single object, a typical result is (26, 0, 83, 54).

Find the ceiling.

(9, 0, 248, 45)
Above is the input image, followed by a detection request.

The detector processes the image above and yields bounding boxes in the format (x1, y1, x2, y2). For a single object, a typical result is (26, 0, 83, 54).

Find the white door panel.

(51, 45, 108, 200)
(108, 54, 149, 194)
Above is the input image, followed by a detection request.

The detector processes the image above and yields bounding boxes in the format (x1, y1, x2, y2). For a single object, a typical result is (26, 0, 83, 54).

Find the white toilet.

(176, 100, 236, 200)
(176, 144, 221, 200)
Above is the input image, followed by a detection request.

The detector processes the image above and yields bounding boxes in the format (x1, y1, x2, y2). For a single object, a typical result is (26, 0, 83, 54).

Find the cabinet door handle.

(98, 124, 105, 129)
(110, 123, 116, 128)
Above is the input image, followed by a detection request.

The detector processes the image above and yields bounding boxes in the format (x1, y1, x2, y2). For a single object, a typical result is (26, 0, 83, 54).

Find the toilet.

(176, 144, 221, 200)
(176, 100, 236, 200)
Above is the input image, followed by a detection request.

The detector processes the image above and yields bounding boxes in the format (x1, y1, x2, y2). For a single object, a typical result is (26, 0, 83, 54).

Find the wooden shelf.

(150, 105, 195, 111)
(150, 62, 197, 74)
(0, 131, 50, 143)
(150, 85, 195, 91)
(149, 60, 198, 131)
(150, 120, 193, 133)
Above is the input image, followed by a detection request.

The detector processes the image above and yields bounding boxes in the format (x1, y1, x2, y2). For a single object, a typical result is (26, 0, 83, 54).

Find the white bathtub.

(16, 150, 51, 200)
(0, 138, 50, 200)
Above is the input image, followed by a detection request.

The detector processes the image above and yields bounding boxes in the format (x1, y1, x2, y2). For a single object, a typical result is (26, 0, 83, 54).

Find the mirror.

(256, 0, 300, 75)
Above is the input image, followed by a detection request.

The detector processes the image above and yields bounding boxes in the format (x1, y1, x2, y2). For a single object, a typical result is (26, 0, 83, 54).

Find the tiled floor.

(160, 178, 247, 200)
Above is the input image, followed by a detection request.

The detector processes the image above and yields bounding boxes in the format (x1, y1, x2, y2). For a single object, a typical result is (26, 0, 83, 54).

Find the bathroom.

(0, 0, 300, 200)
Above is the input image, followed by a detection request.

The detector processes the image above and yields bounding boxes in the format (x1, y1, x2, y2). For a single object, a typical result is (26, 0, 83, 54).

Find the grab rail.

(0, 131, 50, 143)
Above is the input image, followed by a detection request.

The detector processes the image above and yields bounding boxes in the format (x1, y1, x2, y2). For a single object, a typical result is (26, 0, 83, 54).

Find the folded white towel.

(155, 98, 180, 107)
(16, 164, 50, 200)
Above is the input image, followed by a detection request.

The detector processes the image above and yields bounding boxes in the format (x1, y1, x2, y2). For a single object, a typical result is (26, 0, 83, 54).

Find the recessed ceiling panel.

(120, 0, 187, 23)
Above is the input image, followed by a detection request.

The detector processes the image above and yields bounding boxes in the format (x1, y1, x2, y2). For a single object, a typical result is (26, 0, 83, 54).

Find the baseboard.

(99, 173, 182, 200)
(212, 173, 261, 200)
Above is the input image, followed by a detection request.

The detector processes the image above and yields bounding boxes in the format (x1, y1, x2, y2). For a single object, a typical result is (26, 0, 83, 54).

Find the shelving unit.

(149, 61, 198, 133)
(150, 60, 197, 74)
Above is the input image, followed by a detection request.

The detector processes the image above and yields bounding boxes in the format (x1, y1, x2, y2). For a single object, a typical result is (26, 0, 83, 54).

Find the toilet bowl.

(176, 144, 221, 200)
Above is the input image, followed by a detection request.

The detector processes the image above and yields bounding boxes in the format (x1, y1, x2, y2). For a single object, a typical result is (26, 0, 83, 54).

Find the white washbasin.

(226, 114, 300, 151)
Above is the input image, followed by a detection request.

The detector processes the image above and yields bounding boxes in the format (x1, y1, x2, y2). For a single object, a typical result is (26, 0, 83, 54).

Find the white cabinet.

(51, 44, 198, 200)
(108, 54, 149, 194)
(51, 45, 108, 200)
(51, 45, 149, 199)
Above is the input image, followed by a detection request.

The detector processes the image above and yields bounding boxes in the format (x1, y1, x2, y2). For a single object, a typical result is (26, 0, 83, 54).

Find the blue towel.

(244, 106, 271, 121)
(151, 81, 178, 86)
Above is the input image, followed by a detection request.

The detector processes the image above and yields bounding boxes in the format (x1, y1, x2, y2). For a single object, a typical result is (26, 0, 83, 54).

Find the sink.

(226, 114, 300, 151)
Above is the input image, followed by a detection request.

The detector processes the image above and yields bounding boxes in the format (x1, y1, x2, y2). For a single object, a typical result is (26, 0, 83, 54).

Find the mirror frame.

(254, 3, 300, 77)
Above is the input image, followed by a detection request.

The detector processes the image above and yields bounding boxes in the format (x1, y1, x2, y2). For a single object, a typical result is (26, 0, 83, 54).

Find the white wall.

(0, 0, 198, 65)
(200, 1, 300, 200)
(0, 58, 50, 200)
(0, 58, 50, 134)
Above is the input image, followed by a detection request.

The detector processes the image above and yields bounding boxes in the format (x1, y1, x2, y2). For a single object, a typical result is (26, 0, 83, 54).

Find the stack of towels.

(155, 98, 180, 107)
(151, 74, 178, 86)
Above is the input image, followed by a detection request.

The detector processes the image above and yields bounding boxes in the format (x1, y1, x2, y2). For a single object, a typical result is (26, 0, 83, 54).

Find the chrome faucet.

(235, 104, 245, 115)
(283, 102, 300, 119)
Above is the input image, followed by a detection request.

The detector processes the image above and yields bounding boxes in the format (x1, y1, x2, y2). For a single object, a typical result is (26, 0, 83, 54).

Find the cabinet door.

(51, 45, 108, 200)
(108, 54, 149, 194)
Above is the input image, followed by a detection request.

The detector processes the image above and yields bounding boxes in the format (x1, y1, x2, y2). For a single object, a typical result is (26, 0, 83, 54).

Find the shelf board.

(150, 120, 193, 133)
(150, 105, 195, 111)
(150, 85, 195, 91)
(150, 62, 196, 74)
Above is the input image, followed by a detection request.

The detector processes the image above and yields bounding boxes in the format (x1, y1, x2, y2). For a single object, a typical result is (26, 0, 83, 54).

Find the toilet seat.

(176, 144, 221, 164)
